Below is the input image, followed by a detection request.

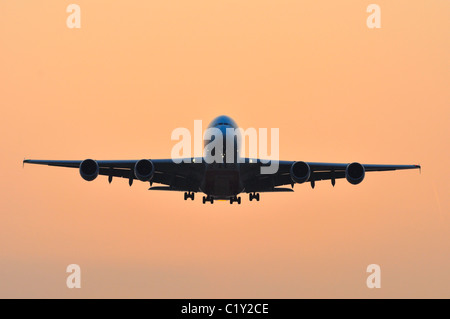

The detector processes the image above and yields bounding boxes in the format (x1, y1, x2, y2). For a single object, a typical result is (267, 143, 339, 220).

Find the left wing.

(240, 159, 420, 192)
(23, 159, 205, 192)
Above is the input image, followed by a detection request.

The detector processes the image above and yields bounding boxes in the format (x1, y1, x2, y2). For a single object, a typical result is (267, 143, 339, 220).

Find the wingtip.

(415, 164, 421, 174)
(23, 158, 31, 168)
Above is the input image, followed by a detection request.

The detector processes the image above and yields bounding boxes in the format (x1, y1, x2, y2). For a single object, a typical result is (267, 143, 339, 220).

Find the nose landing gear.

(249, 192, 260, 201)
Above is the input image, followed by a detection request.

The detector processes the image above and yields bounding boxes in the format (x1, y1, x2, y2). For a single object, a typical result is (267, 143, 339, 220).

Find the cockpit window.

(207, 116, 238, 129)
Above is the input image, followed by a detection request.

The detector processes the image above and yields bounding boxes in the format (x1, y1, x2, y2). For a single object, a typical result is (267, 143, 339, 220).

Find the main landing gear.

(202, 195, 214, 204)
(184, 192, 195, 200)
(230, 196, 241, 204)
(249, 192, 260, 201)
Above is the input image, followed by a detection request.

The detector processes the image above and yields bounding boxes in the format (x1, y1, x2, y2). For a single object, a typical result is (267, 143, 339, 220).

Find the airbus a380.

(23, 115, 420, 204)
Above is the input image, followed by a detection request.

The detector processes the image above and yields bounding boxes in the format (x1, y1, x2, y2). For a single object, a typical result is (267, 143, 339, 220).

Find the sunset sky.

(0, 1, 449, 298)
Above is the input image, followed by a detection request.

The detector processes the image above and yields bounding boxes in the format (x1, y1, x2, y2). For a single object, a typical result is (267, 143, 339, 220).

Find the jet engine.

(290, 161, 311, 184)
(79, 159, 99, 181)
(345, 162, 365, 185)
(134, 159, 155, 181)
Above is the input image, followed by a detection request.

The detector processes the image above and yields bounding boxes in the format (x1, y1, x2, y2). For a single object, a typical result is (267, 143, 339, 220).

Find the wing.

(240, 159, 420, 192)
(23, 159, 205, 192)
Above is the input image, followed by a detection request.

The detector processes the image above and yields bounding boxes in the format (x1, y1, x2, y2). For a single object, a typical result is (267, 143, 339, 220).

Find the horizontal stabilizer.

(148, 186, 185, 192)
(258, 187, 294, 193)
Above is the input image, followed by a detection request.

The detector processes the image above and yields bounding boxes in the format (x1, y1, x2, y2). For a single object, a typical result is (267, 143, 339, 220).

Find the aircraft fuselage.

(200, 116, 244, 199)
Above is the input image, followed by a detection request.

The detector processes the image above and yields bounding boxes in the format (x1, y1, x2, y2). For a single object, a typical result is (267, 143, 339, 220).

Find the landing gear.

(249, 192, 260, 201)
(202, 195, 214, 204)
(230, 196, 241, 204)
(184, 192, 195, 200)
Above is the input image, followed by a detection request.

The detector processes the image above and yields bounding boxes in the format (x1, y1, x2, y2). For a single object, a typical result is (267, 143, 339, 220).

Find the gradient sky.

(0, 1, 449, 298)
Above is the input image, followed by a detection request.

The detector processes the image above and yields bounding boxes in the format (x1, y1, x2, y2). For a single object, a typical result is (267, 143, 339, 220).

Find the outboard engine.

(290, 161, 311, 184)
(79, 159, 99, 181)
(345, 162, 365, 185)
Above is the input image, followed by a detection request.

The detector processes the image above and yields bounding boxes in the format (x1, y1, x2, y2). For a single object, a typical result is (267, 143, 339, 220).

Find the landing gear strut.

(202, 195, 214, 204)
(184, 192, 195, 200)
(230, 196, 241, 204)
(249, 192, 260, 201)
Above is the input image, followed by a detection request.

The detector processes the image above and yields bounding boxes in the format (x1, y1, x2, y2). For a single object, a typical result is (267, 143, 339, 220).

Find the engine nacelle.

(134, 159, 155, 181)
(79, 159, 99, 181)
(290, 161, 311, 184)
(345, 162, 365, 185)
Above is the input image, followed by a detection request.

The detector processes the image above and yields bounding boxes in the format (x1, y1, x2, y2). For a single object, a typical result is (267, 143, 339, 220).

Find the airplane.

(23, 115, 420, 204)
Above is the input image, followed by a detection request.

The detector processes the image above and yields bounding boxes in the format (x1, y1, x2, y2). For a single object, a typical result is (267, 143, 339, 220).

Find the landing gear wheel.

(185, 192, 195, 200)
(249, 193, 259, 202)
(203, 195, 213, 204)
(230, 196, 241, 204)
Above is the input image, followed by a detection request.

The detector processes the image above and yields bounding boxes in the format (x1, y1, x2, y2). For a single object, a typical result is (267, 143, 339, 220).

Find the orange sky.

(0, 1, 449, 298)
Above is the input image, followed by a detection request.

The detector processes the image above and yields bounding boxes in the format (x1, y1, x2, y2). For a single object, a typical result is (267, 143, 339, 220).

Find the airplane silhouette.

(23, 115, 420, 204)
